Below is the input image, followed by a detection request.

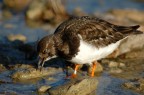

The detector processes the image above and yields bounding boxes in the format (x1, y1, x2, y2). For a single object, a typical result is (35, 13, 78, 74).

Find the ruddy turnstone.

(37, 16, 143, 78)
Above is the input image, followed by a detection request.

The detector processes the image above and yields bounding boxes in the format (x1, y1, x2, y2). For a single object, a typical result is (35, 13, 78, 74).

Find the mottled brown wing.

(76, 19, 126, 48)
(55, 16, 140, 48)
(80, 21, 141, 47)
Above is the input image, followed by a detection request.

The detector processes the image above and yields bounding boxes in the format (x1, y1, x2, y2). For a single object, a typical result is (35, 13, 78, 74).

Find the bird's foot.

(90, 74, 95, 77)
(65, 74, 77, 79)
(70, 73, 77, 78)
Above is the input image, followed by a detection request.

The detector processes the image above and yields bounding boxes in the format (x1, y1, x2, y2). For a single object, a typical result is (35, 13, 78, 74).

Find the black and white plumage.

(37, 16, 143, 77)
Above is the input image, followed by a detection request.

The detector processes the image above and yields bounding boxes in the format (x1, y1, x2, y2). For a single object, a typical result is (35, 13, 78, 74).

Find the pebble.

(7, 34, 27, 42)
(38, 85, 51, 93)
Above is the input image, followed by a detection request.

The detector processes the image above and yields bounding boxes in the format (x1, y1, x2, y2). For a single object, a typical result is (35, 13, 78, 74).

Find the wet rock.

(3, 0, 32, 12)
(14, 64, 33, 69)
(109, 58, 144, 79)
(108, 61, 123, 73)
(12, 67, 62, 80)
(0, 64, 6, 72)
(118, 34, 144, 57)
(123, 77, 144, 94)
(38, 85, 51, 93)
(106, 34, 144, 58)
(101, 60, 125, 74)
(7, 34, 27, 42)
(48, 77, 98, 95)
(123, 48, 144, 59)
(108, 61, 119, 68)
(46, 77, 56, 81)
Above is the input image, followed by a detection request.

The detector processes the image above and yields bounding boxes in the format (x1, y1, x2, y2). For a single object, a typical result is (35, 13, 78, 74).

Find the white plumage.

(70, 39, 122, 65)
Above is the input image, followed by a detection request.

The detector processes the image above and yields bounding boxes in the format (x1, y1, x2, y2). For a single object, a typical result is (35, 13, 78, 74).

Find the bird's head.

(37, 35, 57, 68)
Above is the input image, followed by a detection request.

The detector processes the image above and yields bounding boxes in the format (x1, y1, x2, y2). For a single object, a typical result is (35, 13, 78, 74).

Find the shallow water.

(0, 70, 140, 95)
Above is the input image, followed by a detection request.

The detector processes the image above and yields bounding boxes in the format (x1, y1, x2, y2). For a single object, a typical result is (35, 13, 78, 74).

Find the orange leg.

(71, 64, 80, 78)
(91, 61, 97, 77)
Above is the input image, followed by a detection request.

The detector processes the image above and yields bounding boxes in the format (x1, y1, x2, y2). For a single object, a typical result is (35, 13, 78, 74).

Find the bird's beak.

(38, 57, 45, 69)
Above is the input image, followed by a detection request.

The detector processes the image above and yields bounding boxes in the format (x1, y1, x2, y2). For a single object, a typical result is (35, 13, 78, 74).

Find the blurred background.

(0, 0, 144, 43)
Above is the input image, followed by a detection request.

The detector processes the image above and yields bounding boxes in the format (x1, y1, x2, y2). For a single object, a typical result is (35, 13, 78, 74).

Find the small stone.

(4, 0, 32, 12)
(47, 77, 55, 81)
(109, 68, 123, 74)
(123, 82, 134, 89)
(108, 61, 118, 68)
(26, 0, 45, 20)
(119, 63, 126, 68)
(43, 9, 54, 20)
(101, 59, 110, 64)
(38, 85, 51, 93)
(7, 34, 27, 42)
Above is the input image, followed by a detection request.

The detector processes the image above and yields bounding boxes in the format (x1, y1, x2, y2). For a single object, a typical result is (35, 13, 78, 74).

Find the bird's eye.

(43, 49, 48, 54)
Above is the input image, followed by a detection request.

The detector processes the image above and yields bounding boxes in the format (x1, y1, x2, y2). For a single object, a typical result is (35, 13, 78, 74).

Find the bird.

(37, 16, 143, 78)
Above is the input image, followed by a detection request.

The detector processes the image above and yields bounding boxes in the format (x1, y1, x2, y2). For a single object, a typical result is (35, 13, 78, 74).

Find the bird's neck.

(53, 33, 63, 53)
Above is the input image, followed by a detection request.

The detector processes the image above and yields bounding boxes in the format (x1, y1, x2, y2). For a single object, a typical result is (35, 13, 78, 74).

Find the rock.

(42, 9, 54, 20)
(47, 77, 55, 81)
(26, 0, 45, 20)
(119, 62, 126, 68)
(123, 78, 144, 94)
(26, 0, 68, 25)
(12, 67, 62, 80)
(38, 85, 51, 93)
(123, 49, 144, 59)
(108, 61, 119, 68)
(106, 34, 144, 58)
(3, 0, 32, 12)
(7, 34, 27, 42)
(109, 68, 123, 74)
(2, 9, 13, 19)
(0, 64, 6, 72)
(48, 77, 98, 95)
(117, 34, 144, 56)
(101, 61, 125, 74)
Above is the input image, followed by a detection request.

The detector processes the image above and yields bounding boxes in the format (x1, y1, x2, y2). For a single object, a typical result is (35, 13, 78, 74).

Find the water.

(66, 0, 144, 13)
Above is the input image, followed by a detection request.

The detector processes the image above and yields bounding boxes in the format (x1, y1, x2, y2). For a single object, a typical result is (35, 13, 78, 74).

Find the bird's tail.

(115, 25, 143, 35)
